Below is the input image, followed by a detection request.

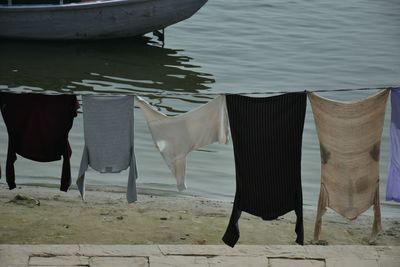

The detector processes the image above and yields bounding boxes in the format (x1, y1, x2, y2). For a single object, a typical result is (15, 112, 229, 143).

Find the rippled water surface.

(0, 0, 399, 216)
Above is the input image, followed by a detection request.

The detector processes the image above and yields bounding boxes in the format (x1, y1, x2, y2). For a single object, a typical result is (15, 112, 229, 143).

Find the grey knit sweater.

(76, 95, 138, 203)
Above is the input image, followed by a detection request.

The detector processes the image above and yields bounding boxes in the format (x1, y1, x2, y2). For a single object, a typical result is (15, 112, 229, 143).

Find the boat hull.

(0, 0, 207, 40)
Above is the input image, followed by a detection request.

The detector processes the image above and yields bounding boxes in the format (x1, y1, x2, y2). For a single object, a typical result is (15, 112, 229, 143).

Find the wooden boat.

(0, 0, 208, 40)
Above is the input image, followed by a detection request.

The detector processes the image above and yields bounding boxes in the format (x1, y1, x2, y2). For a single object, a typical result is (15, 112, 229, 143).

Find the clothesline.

(0, 86, 397, 97)
(127, 86, 395, 96)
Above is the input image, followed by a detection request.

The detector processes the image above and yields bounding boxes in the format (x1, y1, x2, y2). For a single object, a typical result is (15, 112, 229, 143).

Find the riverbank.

(0, 185, 399, 245)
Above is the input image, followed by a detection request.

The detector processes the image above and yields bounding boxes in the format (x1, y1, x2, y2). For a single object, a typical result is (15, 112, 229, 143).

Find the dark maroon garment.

(0, 92, 78, 191)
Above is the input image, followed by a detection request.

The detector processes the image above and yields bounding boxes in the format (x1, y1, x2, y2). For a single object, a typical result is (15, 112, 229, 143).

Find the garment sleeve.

(76, 145, 89, 200)
(371, 184, 382, 242)
(172, 158, 187, 191)
(0, 94, 17, 190)
(222, 204, 242, 247)
(60, 141, 72, 192)
(218, 95, 229, 145)
(6, 139, 17, 190)
(126, 146, 138, 203)
(294, 188, 304, 245)
(313, 183, 328, 241)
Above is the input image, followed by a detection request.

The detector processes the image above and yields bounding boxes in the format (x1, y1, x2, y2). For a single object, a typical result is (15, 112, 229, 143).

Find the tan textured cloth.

(308, 89, 389, 242)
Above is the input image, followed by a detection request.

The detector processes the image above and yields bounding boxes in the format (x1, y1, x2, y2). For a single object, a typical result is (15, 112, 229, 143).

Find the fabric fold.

(386, 88, 400, 202)
(0, 92, 78, 191)
(77, 95, 138, 203)
(223, 92, 307, 247)
(309, 89, 389, 242)
(135, 95, 229, 190)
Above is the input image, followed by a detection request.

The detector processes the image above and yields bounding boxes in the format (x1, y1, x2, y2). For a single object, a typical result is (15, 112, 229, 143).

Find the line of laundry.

(0, 88, 398, 246)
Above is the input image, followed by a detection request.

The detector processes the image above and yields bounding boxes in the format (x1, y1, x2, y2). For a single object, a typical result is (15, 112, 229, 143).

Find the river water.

(0, 0, 399, 216)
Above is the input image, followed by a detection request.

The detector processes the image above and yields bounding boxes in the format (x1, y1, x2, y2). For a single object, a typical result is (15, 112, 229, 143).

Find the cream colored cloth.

(136, 95, 229, 190)
(308, 89, 389, 242)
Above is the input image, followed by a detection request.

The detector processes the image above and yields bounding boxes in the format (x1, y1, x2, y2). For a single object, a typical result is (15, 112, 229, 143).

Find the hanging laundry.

(77, 95, 138, 203)
(0, 92, 78, 191)
(309, 89, 389, 242)
(386, 88, 400, 202)
(223, 92, 306, 247)
(135, 95, 229, 191)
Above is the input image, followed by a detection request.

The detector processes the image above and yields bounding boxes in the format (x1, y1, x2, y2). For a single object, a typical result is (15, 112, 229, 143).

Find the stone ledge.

(325, 258, 379, 267)
(78, 245, 162, 257)
(158, 245, 306, 257)
(0, 245, 80, 256)
(269, 258, 325, 267)
(0, 245, 399, 267)
(304, 245, 380, 260)
(377, 256, 400, 267)
(208, 256, 268, 266)
(149, 256, 208, 266)
(29, 256, 89, 266)
(90, 256, 148, 267)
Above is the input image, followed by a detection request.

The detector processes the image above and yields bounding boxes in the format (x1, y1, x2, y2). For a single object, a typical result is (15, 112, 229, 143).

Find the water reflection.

(0, 37, 215, 102)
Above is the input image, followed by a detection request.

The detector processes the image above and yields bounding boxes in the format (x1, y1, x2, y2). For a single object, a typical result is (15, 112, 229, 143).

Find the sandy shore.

(0, 185, 399, 246)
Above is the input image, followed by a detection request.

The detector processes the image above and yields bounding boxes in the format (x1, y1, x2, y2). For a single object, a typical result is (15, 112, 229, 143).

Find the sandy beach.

(0, 185, 399, 246)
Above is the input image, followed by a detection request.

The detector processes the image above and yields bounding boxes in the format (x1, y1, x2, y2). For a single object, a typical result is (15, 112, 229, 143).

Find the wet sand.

(0, 185, 399, 246)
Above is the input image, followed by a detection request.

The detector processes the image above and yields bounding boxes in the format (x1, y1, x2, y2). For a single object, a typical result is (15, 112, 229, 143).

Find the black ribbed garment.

(223, 92, 306, 247)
